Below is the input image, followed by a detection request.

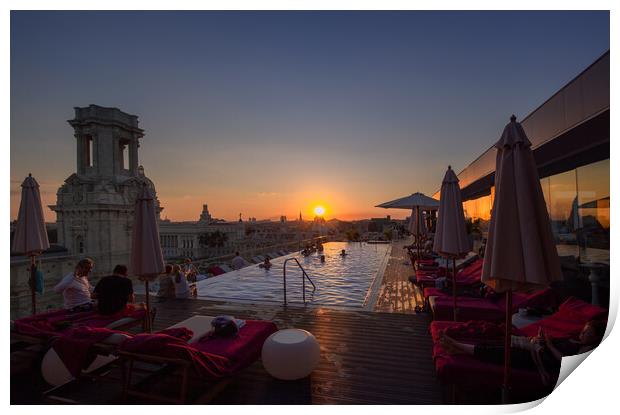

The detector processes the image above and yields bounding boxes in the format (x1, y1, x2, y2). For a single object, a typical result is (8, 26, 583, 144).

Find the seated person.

(231, 252, 247, 270)
(94, 273, 138, 315)
(111, 264, 129, 277)
(183, 258, 198, 282)
(259, 257, 272, 270)
(172, 264, 190, 299)
(440, 320, 605, 385)
(340, 249, 347, 257)
(156, 264, 176, 298)
(53, 258, 95, 312)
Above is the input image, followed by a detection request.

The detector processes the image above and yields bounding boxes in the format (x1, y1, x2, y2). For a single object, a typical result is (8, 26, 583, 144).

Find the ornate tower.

(199, 204, 212, 222)
(50, 105, 162, 275)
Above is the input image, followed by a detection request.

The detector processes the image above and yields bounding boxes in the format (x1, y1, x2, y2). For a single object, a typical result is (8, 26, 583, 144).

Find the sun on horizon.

(314, 205, 326, 217)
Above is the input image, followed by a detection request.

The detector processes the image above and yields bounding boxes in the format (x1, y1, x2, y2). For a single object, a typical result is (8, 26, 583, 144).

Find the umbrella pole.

(502, 289, 512, 404)
(416, 206, 420, 262)
(144, 280, 151, 333)
(30, 255, 37, 315)
(452, 257, 457, 321)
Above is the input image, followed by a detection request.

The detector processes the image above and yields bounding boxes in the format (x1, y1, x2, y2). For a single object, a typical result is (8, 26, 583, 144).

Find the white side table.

(262, 329, 320, 380)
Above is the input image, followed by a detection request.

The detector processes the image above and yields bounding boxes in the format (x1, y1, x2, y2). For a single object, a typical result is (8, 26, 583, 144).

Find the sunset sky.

(10, 11, 609, 222)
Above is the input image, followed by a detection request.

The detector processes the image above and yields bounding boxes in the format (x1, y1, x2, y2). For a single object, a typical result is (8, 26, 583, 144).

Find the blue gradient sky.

(11, 11, 609, 221)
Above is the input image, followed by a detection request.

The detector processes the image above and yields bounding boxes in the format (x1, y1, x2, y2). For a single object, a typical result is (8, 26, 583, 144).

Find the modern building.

(437, 51, 609, 303)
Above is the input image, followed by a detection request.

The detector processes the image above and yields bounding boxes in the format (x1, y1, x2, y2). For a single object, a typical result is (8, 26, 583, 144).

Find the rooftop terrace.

(12, 241, 444, 404)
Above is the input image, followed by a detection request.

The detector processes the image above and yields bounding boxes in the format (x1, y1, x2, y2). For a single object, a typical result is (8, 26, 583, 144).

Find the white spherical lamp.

(262, 329, 320, 380)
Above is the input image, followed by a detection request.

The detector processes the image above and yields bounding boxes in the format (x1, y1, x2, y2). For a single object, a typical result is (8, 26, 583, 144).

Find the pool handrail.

(282, 257, 316, 305)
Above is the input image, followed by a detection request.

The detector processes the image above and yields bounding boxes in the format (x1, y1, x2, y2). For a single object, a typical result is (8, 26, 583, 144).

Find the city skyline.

(10, 11, 609, 222)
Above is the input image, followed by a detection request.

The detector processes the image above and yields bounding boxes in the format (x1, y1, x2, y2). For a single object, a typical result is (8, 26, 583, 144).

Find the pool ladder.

(282, 257, 316, 305)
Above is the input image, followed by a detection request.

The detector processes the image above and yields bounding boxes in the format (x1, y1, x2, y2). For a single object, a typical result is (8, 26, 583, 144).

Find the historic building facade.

(159, 204, 246, 259)
(49, 105, 162, 274)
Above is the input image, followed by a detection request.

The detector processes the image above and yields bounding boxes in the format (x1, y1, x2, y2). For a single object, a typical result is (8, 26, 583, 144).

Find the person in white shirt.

(231, 252, 247, 270)
(53, 258, 95, 312)
(172, 264, 190, 299)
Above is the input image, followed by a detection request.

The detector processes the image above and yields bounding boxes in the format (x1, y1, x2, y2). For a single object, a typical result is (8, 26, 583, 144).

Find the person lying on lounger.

(439, 320, 606, 385)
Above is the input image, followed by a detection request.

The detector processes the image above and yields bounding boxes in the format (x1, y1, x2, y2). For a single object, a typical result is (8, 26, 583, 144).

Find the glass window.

(577, 159, 609, 263)
(547, 170, 579, 258)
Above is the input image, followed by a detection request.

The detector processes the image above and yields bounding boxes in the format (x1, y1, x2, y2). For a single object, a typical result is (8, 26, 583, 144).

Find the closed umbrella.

(130, 185, 165, 332)
(12, 174, 50, 314)
(433, 166, 471, 320)
(376, 192, 439, 260)
(481, 115, 562, 402)
(408, 207, 427, 239)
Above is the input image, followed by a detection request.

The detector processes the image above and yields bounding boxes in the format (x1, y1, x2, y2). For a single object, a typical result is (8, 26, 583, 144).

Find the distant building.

(159, 206, 245, 259)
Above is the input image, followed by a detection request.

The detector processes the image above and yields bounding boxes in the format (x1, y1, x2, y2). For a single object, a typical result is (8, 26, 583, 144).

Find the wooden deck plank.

(374, 240, 420, 314)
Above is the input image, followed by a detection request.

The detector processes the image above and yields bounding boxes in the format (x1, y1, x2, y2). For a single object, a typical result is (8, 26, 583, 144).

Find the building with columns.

(49, 105, 162, 275)
(159, 203, 245, 259)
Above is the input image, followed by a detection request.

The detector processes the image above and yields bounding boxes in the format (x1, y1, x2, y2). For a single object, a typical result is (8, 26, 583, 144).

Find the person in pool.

(439, 320, 606, 386)
(320, 255, 326, 263)
(259, 256, 272, 270)
(340, 249, 347, 257)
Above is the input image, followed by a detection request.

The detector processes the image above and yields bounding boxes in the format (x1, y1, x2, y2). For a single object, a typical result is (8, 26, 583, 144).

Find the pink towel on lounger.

(13, 305, 146, 339)
(119, 321, 277, 378)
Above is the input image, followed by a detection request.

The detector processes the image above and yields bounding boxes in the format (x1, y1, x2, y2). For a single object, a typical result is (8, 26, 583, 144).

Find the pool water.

(195, 242, 390, 309)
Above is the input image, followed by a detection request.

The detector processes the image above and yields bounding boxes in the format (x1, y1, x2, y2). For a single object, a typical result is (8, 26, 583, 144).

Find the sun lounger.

(251, 256, 265, 263)
(43, 315, 278, 404)
(429, 298, 607, 402)
(11, 305, 151, 346)
(412, 258, 483, 288)
(429, 288, 557, 322)
(218, 264, 233, 273)
(118, 315, 278, 403)
(207, 266, 226, 276)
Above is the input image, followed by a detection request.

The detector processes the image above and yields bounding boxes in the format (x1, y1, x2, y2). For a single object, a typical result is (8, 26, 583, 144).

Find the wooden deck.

(11, 241, 445, 404)
(374, 240, 423, 313)
(144, 298, 442, 404)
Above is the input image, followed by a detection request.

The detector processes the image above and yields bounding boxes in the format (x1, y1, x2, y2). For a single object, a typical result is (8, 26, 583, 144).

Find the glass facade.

(463, 159, 609, 263)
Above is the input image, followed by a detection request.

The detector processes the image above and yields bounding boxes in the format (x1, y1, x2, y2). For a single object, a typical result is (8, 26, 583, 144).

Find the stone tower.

(50, 105, 162, 275)
(198, 204, 212, 222)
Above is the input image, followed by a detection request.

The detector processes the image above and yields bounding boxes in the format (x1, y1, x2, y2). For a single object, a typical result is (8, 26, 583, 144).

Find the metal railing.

(282, 257, 316, 306)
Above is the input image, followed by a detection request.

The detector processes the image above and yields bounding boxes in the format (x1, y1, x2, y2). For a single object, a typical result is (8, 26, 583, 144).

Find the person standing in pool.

(259, 256, 272, 270)
(340, 249, 347, 257)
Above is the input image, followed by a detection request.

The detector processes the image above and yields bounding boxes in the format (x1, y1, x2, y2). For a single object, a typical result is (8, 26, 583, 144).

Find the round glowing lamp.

(262, 329, 320, 380)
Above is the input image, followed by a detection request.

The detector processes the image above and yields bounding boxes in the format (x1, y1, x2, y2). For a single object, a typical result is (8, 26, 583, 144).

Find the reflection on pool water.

(195, 242, 390, 309)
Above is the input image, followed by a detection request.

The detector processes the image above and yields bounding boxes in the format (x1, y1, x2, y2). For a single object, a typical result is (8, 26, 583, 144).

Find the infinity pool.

(195, 242, 390, 309)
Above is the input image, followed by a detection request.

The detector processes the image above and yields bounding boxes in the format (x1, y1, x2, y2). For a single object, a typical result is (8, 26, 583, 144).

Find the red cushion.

(520, 297, 607, 339)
